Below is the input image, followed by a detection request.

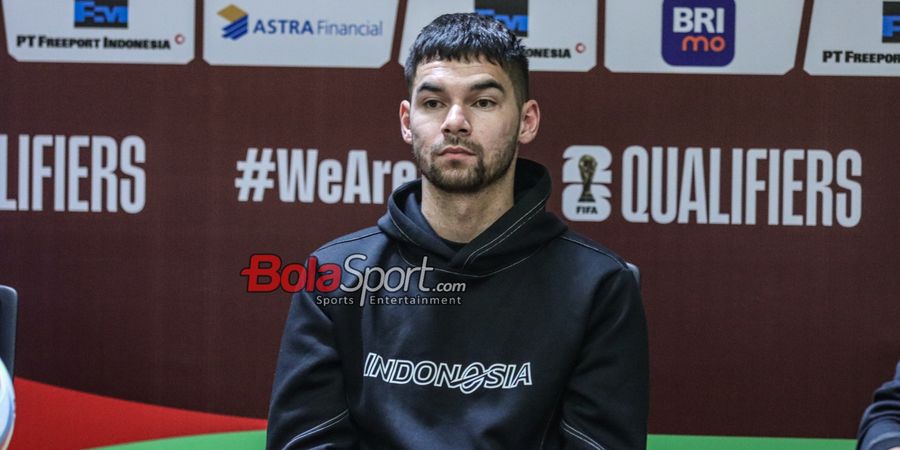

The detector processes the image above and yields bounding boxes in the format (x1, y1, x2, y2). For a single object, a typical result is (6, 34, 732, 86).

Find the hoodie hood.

(377, 158, 568, 275)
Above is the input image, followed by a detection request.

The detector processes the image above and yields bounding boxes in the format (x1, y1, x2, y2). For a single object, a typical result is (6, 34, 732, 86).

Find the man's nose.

(441, 104, 470, 136)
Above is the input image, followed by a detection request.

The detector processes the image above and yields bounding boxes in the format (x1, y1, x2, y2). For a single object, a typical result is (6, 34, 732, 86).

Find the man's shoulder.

(312, 226, 388, 259)
(552, 229, 630, 273)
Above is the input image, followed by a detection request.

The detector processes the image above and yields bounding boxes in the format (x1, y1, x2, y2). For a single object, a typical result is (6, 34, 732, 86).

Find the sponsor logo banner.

(3, 0, 193, 64)
(661, 0, 735, 67)
(203, 0, 398, 68)
(605, 0, 804, 74)
(804, 1, 900, 76)
(475, 0, 528, 37)
(399, 0, 596, 72)
(562, 145, 862, 227)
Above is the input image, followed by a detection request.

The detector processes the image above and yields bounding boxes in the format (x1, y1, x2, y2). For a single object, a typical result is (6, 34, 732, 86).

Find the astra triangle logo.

(219, 4, 249, 40)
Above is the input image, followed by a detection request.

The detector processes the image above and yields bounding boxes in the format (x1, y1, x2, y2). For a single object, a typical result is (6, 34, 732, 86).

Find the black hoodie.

(858, 362, 900, 450)
(267, 159, 648, 450)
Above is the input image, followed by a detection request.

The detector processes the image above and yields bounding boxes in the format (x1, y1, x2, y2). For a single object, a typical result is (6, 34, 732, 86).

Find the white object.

(804, 1, 900, 77)
(399, 0, 598, 72)
(3, 0, 195, 64)
(203, 0, 399, 68)
(605, 0, 804, 74)
(0, 361, 14, 450)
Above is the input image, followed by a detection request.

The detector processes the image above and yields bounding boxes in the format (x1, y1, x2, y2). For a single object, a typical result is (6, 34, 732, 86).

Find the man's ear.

(518, 99, 540, 145)
(400, 100, 413, 144)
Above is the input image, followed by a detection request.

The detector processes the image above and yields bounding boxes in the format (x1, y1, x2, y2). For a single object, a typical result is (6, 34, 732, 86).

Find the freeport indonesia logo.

(817, 1, 900, 66)
(474, 0, 585, 60)
(884, 2, 900, 43)
(74, 0, 128, 29)
(475, 0, 528, 37)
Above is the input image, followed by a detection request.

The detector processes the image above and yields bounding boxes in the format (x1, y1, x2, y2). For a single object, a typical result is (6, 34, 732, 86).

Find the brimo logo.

(662, 0, 736, 67)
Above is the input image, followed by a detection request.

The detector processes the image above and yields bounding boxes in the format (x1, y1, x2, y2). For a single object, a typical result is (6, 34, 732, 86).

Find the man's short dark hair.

(404, 13, 529, 107)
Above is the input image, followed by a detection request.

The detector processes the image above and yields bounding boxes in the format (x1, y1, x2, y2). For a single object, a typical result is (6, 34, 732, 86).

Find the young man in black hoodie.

(267, 13, 649, 450)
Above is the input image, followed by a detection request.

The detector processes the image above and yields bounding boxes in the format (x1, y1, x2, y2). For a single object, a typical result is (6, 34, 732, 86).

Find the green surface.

(93, 431, 857, 450)
(89, 430, 266, 450)
(648, 434, 856, 450)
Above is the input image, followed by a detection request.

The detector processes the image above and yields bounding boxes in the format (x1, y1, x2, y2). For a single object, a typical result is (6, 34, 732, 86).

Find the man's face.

(400, 57, 538, 193)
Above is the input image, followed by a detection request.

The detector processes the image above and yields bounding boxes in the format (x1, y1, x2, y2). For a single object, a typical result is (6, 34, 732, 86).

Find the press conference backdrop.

(1, 0, 898, 448)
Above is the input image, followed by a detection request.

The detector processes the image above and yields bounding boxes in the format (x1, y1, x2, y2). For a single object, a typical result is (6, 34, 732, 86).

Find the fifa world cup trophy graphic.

(578, 155, 597, 202)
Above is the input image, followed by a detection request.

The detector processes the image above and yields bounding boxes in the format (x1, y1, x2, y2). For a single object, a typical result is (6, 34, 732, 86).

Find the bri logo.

(219, 4, 249, 40)
(363, 353, 533, 394)
(74, 0, 128, 29)
(475, 0, 528, 37)
(662, 0, 735, 67)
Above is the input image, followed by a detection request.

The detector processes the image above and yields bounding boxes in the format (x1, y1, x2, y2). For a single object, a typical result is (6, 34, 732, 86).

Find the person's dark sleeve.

(858, 362, 900, 450)
(267, 289, 358, 450)
(559, 267, 649, 450)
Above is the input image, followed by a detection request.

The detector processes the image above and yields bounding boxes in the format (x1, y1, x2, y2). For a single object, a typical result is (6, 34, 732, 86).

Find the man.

(858, 361, 900, 450)
(267, 13, 648, 449)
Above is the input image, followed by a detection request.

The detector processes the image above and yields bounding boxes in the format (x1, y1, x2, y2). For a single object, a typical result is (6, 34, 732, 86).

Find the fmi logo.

(475, 0, 528, 37)
(662, 0, 735, 67)
(884, 2, 900, 43)
(561, 146, 613, 222)
(74, 0, 128, 29)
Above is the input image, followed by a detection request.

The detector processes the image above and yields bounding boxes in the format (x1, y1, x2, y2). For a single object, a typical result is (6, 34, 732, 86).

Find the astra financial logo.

(214, 5, 384, 40)
(662, 0, 735, 67)
(884, 2, 900, 43)
(219, 4, 249, 40)
(74, 0, 128, 29)
(475, 0, 528, 37)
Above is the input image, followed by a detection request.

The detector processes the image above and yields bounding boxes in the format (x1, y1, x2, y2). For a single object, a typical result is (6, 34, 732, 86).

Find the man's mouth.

(438, 146, 476, 156)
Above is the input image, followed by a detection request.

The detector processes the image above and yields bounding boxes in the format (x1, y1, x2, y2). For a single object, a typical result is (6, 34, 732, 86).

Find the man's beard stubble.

(412, 133, 518, 194)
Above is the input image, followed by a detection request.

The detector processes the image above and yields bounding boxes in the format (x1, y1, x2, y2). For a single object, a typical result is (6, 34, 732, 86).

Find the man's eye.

(474, 99, 496, 108)
(423, 100, 442, 108)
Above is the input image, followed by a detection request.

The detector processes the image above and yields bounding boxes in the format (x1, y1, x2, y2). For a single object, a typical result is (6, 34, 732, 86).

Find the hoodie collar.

(377, 158, 568, 276)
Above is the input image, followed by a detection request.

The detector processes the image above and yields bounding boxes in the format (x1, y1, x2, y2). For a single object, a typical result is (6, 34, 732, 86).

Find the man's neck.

(420, 166, 516, 244)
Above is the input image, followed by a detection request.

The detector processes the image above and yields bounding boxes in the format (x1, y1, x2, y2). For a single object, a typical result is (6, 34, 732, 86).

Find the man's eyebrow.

(471, 80, 505, 94)
(415, 80, 506, 95)
(416, 82, 444, 94)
